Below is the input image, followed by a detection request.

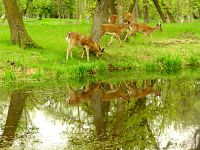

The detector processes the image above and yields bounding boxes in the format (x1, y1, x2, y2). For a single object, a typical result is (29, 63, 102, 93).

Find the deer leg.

(81, 49, 85, 58)
(124, 32, 129, 41)
(124, 30, 134, 41)
(85, 47, 90, 61)
(107, 36, 114, 46)
(116, 35, 122, 47)
(66, 47, 72, 60)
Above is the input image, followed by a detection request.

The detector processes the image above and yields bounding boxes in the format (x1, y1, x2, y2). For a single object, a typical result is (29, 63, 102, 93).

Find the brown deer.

(66, 32, 104, 61)
(67, 83, 129, 105)
(100, 23, 129, 46)
(124, 23, 162, 41)
(123, 12, 133, 24)
(125, 81, 161, 99)
(108, 15, 119, 24)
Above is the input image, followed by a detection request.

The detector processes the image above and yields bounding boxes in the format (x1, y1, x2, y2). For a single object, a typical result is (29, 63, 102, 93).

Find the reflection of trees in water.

(0, 89, 29, 148)
(67, 79, 161, 149)
(66, 78, 200, 149)
(0, 77, 200, 149)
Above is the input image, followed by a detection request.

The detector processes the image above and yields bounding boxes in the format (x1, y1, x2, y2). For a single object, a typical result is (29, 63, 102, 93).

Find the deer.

(123, 12, 133, 24)
(124, 23, 162, 41)
(100, 23, 129, 46)
(125, 80, 161, 99)
(66, 82, 129, 105)
(108, 12, 132, 25)
(108, 14, 119, 24)
(66, 32, 104, 61)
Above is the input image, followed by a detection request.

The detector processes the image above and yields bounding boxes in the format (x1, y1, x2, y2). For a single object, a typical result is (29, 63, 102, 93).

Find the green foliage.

(188, 56, 199, 67)
(31, 69, 44, 80)
(4, 70, 17, 81)
(157, 55, 182, 72)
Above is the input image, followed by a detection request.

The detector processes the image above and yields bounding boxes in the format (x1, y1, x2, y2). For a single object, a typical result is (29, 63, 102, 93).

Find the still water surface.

(0, 71, 200, 150)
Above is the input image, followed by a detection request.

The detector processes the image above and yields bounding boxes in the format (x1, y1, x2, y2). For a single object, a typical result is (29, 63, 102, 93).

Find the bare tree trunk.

(91, 0, 110, 43)
(109, 0, 117, 15)
(23, 0, 32, 17)
(75, 0, 79, 23)
(114, 99, 124, 136)
(181, 0, 185, 23)
(161, 2, 176, 23)
(0, 89, 28, 148)
(132, 0, 139, 23)
(188, 0, 191, 22)
(152, 0, 167, 23)
(176, 0, 180, 22)
(3, 0, 38, 48)
(128, 0, 137, 13)
(143, 0, 149, 23)
(91, 88, 106, 136)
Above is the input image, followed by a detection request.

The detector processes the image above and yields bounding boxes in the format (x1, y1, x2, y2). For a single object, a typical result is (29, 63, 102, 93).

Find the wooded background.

(1, 0, 200, 48)
(0, 0, 200, 23)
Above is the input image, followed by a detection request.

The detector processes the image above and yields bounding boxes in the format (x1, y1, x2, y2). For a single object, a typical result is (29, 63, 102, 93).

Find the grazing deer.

(100, 23, 129, 46)
(66, 32, 104, 61)
(108, 15, 119, 24)
(124, 23, 162, 41)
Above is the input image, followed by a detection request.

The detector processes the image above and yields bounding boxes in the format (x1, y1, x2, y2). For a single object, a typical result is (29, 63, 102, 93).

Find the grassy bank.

(0, 18, 200, 81)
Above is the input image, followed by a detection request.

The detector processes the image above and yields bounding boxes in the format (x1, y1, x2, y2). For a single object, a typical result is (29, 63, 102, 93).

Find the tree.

(109, 0, 117, 15)
(161, 1, 176, 23)
(3, 0, 38, 48)
(0, 89, 28, 148)
(152, 0, 167, 23)
(143, 0, 149, 23)
(91, 0, 110, 43)
(128, 0, 137, 13)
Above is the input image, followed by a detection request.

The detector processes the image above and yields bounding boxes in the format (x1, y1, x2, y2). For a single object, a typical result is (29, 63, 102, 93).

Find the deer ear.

(101, 48, 105, 52)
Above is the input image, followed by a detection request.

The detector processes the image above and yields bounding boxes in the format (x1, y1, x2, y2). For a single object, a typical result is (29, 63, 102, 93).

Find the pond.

(0, 70, 200, 150)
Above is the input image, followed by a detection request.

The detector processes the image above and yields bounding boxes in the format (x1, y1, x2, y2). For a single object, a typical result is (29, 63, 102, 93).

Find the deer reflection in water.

(66, 79, 161, 148)
(66, 80, 161, 105)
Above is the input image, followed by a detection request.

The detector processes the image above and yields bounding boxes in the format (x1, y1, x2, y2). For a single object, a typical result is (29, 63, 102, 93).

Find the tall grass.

(0, 18, 200, 81)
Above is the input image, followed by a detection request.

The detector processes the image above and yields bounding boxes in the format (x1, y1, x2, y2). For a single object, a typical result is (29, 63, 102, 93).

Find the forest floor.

(0, 19, 200, 81)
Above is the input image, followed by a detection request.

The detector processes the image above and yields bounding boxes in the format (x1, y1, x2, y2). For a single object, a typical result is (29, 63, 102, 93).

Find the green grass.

(0, 18, 200, 81)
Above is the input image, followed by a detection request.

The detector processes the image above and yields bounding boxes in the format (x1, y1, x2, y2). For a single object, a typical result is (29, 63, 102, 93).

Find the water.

(0, 71, 200, 150)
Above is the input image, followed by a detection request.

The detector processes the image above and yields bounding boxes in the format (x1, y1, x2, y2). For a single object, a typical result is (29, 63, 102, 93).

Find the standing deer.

(66, 32, 104, 61)
(124, 23, 162, 41)
(100, 23, 129, 46)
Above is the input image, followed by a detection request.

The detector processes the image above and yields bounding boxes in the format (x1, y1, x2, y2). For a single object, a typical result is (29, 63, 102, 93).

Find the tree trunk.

(143, 0, 149, 23)
(132, 0, 139, 23)
(91, 88, 106, 136)
(0, 89, 28, 148)
(23, 0, 32, 17)
(128, 0, 137, 13)
(161, 2, 176, 23)
(114, 98, 124, 136)
(91, 0, 110, 43)
(188, 0, 191, 22)
(152, 0, 167, 23)
(3, 0, 38, 48)
(109, 0, 117, 15)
